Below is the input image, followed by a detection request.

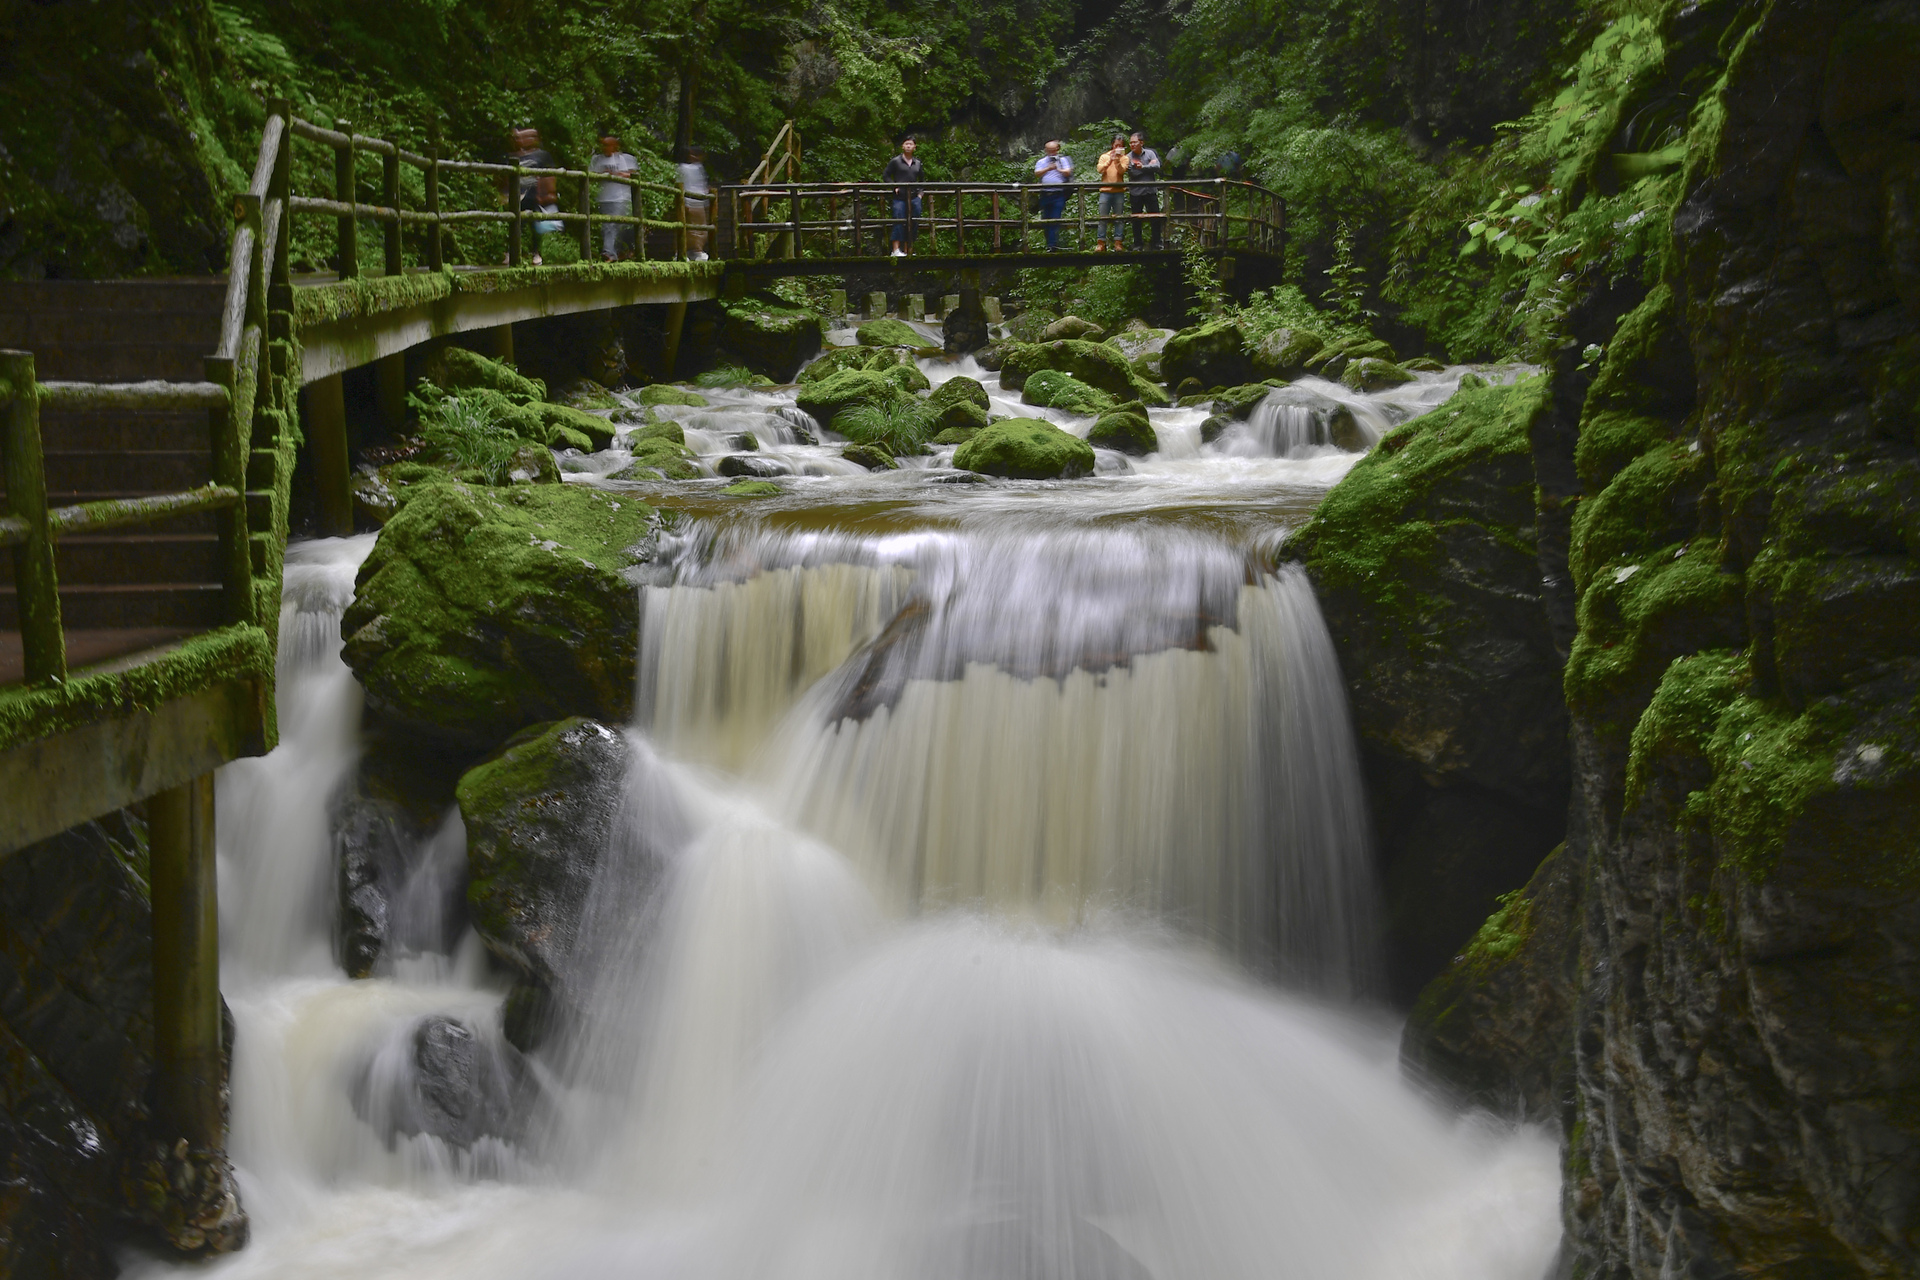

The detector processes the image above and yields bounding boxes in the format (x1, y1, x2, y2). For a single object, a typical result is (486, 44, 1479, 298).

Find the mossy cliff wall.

(1399, 1, 1920, 1275)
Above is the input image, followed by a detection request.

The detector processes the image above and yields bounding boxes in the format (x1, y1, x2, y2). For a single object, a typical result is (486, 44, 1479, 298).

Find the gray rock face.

(351, 1015, 540, 1151)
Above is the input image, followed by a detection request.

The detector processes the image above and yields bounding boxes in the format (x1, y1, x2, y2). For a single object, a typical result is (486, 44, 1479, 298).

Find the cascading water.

(131, 352, 1561, 1280)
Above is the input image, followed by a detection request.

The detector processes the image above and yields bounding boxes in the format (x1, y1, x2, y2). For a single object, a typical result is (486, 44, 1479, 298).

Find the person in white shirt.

(678, 146, 711, 260)
(1033, 141, 1072, 251)
(589, 134, 637, 260)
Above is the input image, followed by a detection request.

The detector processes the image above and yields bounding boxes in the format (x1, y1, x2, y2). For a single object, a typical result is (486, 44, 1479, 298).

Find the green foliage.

(412, 386, 525, 483)
(1181, 239, 1228, 322)
(1010, 265, 1156, 334)
(834, 398, 932, 455)
(694, 365, 775, 388)
(1324, 221, 1376, 328)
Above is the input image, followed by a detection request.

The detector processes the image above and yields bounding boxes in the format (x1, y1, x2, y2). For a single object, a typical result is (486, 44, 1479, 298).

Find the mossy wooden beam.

(305, 372, 352, 537)
(149, 771, 221, 1148)
(2, 349, 65, 682)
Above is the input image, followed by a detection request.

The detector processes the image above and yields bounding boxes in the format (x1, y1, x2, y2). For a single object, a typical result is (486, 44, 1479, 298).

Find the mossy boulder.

(1285, 377, 1569, 999)
(1087, 404, 1157, 456)
(634, 384, 708, 408)
(555, 378, 620, 410)
(795, 368, 917, 429)
(458, 717, 632, 1049)
(953, 418, 1096, 479)
(628, 419, 685, 447)
(341, 482, 658, 750)
(615, 437, 702, 480)
(930, 398, 991, 435)
(998, 338, 1167, 406)
(1248, 327, 1327, 380)
(1043, 315, 1104, 340)
(928, 375, 990, 413)
(422, 346, 547, 402)
(1161, 319, 1250, 389)
(532, 402, 617, 452)
(1341, 358, 1417, 393)
(842, 442, 898, 470)
(1021, 368, 1117, 417)
(720, 291, 824, 381)
(721, 479, 784, 496)
(856, 317, 922, 348)
(1209, 383, 1274, 422)
(932, 424, 983, 446)
(800, 344, 913, 382)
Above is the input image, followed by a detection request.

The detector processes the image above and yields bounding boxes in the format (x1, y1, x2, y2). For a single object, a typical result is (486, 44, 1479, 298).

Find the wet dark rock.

(842, 441, 899, 470)
(943, 297, 991, 354)
(336, 796, 412, 979)
(716, 454, 786, 479)
(1285, 378, 1568, 1001)
(351, 1015, 540, 1151)
(1042, 315, 1104, 340)
(458, 718, 632, 1051)
(721, 432, 759, 452)
(1161, 319, 1251, 389)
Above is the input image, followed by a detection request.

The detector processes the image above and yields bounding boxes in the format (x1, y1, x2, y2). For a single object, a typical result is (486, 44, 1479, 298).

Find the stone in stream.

(1284, 377, 1567, 1003)
(1020, 369, 1116, 417)
(997, 339, 1168, 407)
(856, 317, 920, 348)
(1043, 315, 1104, 341)
(1341, 357, 1416, 393)
(1248, 326, 1327, 380)
(841, 441, 898, 470)
(795, 367, 922, 431)
(717, 454, 787, 479)
(1161, 318, 1250, 389)
(342, 481, 659, 751)
(953, 418, 1095, 479)
(1087, 403, 1157, 456)
(718, 290, 825, 382)
(458, 718, 635, 1050)
(351, 1015, 543, 1151)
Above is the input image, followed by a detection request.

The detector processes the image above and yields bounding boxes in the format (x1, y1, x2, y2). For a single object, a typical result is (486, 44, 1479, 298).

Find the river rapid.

(128, 339, 1559, 1280)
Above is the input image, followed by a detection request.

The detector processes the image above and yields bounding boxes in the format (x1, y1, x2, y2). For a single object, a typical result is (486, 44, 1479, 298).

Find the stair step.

(0, 280, 228, 313)
(14, 340, 216, 382)
(55, 534, 224, 585)
(0, 583, 228, 630)
(0, 309, 222, 350)
(41, 450, 213, 493)
(37, 409, 211, 452)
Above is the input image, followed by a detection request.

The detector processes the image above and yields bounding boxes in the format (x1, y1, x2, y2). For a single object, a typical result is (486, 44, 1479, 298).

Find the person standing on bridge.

(884, 136, 924, 257)
(679, 146, 712, 261)
(1095, 136, 1128, 251)
(1033, 141, 1073, 251)
(500, 128, 556, 264)
(1126, 133, 1163, 250)
(591, 133, 638, 261)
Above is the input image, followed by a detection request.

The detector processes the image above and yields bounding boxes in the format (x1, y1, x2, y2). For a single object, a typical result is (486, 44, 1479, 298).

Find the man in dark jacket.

(1126, 133, 1163, 250)
(883, 136, 924, 257)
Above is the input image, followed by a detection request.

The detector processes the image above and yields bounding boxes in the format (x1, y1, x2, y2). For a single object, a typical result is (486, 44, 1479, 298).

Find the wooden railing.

(283, 114, 698, 272)
(725, 178, 1286, 261)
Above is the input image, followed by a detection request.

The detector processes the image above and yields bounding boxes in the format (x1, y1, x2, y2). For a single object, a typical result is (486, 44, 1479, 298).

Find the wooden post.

(1, 350, 64, 682)
(662, 300, 688, 378)
(1076, 184, 1087, 250)
(853, 190, 864, 258)
(268, 99, 293, 295)
(577, 170, 593, 262)
(306, 372, 352, 537)
(149, 774, 222, 1150)
(490, 324, 515, 365)
(204, 353, 254, 627)
(376, 354, 406, 435)
(508, 161, 524, 267)
(676, 190, 687, 260)
(426, 124, 444, 272)
(334, 120, 357, 280)
(382, 147, 402, 276)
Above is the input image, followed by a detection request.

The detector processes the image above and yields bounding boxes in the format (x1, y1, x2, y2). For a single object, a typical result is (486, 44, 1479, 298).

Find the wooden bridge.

(0, 106, 1284, 1242)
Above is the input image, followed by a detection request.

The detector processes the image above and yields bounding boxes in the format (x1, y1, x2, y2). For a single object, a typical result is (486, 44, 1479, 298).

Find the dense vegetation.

(2, 0, 1694, 361)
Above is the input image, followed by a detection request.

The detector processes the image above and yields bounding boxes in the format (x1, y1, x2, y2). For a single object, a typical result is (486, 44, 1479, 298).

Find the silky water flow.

(133, 362, 1564, 1280)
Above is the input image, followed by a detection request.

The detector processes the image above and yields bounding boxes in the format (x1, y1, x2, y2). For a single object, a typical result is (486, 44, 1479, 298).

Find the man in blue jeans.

(883, 136, 923, 257)
(1033, 140, 1072, 251)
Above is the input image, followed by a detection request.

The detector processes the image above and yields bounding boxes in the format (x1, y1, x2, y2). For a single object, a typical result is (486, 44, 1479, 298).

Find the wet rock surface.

(351, 1015, 541, 1151)
(1286, 377, 1568, 1002)
(458, 718, 633, 1050)
(953, 418, 1097, 479)
(341, 481, 657, 750)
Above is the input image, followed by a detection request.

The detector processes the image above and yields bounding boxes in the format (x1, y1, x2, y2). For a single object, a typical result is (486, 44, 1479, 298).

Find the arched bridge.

(0, 103, 1285, 1198)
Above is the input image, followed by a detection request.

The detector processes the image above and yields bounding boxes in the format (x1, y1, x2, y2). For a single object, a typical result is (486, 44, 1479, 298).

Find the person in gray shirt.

(590, 134, 637, 260)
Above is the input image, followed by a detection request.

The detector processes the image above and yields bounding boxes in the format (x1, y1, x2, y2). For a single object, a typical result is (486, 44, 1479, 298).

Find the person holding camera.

(1127, 132, 1163, 250)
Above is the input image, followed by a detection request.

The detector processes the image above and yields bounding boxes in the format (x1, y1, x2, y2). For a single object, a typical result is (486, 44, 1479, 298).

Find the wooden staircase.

(0, 280, 229, 683)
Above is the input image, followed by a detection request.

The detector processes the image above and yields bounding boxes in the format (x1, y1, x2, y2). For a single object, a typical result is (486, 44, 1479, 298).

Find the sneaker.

(691, 251, 708, 261)
(891, 247, 906, 258)
(530, 254, 543, 265)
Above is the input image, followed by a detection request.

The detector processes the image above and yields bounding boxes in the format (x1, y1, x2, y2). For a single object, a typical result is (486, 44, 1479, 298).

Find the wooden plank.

(0, 674, 265, 857)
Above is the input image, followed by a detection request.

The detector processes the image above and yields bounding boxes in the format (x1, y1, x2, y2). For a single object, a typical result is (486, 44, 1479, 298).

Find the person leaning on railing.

(1095, 136, 1127, 252)
(679, 145, 712, 260)
(1126, 132, 1163, 250)
(1033, 141, 1073, 252)
(884, 135, 924, 257)
(591, 133, 638, 261)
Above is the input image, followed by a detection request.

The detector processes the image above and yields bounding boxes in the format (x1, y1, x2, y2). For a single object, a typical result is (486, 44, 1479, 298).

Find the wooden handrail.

(37, 380, 230, 410)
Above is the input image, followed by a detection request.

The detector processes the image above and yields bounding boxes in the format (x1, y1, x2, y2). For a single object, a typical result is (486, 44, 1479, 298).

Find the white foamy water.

(129, 362, 1560, 1280)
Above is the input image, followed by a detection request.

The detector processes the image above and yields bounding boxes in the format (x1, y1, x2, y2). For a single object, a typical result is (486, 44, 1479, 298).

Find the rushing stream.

(130, 347, 1559, 1279)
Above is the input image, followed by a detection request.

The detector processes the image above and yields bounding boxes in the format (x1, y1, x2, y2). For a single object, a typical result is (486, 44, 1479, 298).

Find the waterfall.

(128, 364, 1561, 1280)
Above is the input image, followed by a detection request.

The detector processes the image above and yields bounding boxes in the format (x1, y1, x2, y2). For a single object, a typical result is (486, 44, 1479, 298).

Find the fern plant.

(835, 399, 931, 455)
(415, 390, 524, 483)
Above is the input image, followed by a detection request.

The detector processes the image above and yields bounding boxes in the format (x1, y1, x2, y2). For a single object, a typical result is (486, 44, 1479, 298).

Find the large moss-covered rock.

(1161, 319, 1250, 389)
(953, 418, 1096, 479)
(457, 718, 632, 1049)
(1286, 377, 1567, 1000)
(1087, 404, 1157, 456)
(422, 346, 547, 403)
(794, 368, 918, 429)
(799, 344, 913, 383)
(1020, 369, 1116, 417)
(998, 339, 1169, 406)
(928, 375, 990, 413)
(930, 398, 990, 436)
(634, 384, 708, 408)
(341, 482, 657, 750)
(720, 291, 824, 382)
(1249, 327, 1328, 380)
(1341, 358, 1416, 392)
(856, 317, 922, 347)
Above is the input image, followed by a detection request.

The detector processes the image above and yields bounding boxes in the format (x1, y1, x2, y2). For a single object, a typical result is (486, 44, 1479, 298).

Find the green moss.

(0, 625, 274, 754)
(1021, 368, 1117, 417)
(953, 417, 1096, 479)
(1459, 884, 1534, 967)
(1565, 537, 1747, 736)
(796, 368, 916, 428)
(1161, 318, 1251, 388)
(1576, 409, 1671, 493)
(856, 317, 922, 347)
(1342, 358, 1417, 392)
(1088, 406, 1158, 456)
(626, 437, 701, 479)
(629, 420, 685, 446)
(635, 385, 708, 408)
(1625, 650, 1749, 811)
(929, 376, 990, 412)
(292, 261, 722, 330)
(721, 479, 784, 496)
(1287, 376, 1549, 632)
(1569, 441, 1711, 592)
(1208, 384, 1272, 421)
(799, 345, 911, 383)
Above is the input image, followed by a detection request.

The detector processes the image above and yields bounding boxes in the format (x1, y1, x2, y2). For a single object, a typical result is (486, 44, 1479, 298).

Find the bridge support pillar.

(662, 301, 688, 379)
(141, 772, 248, 1254)
(489, 323, 516, 365)
(376, 353, 407, 436)
(306, 372, 353, 537)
